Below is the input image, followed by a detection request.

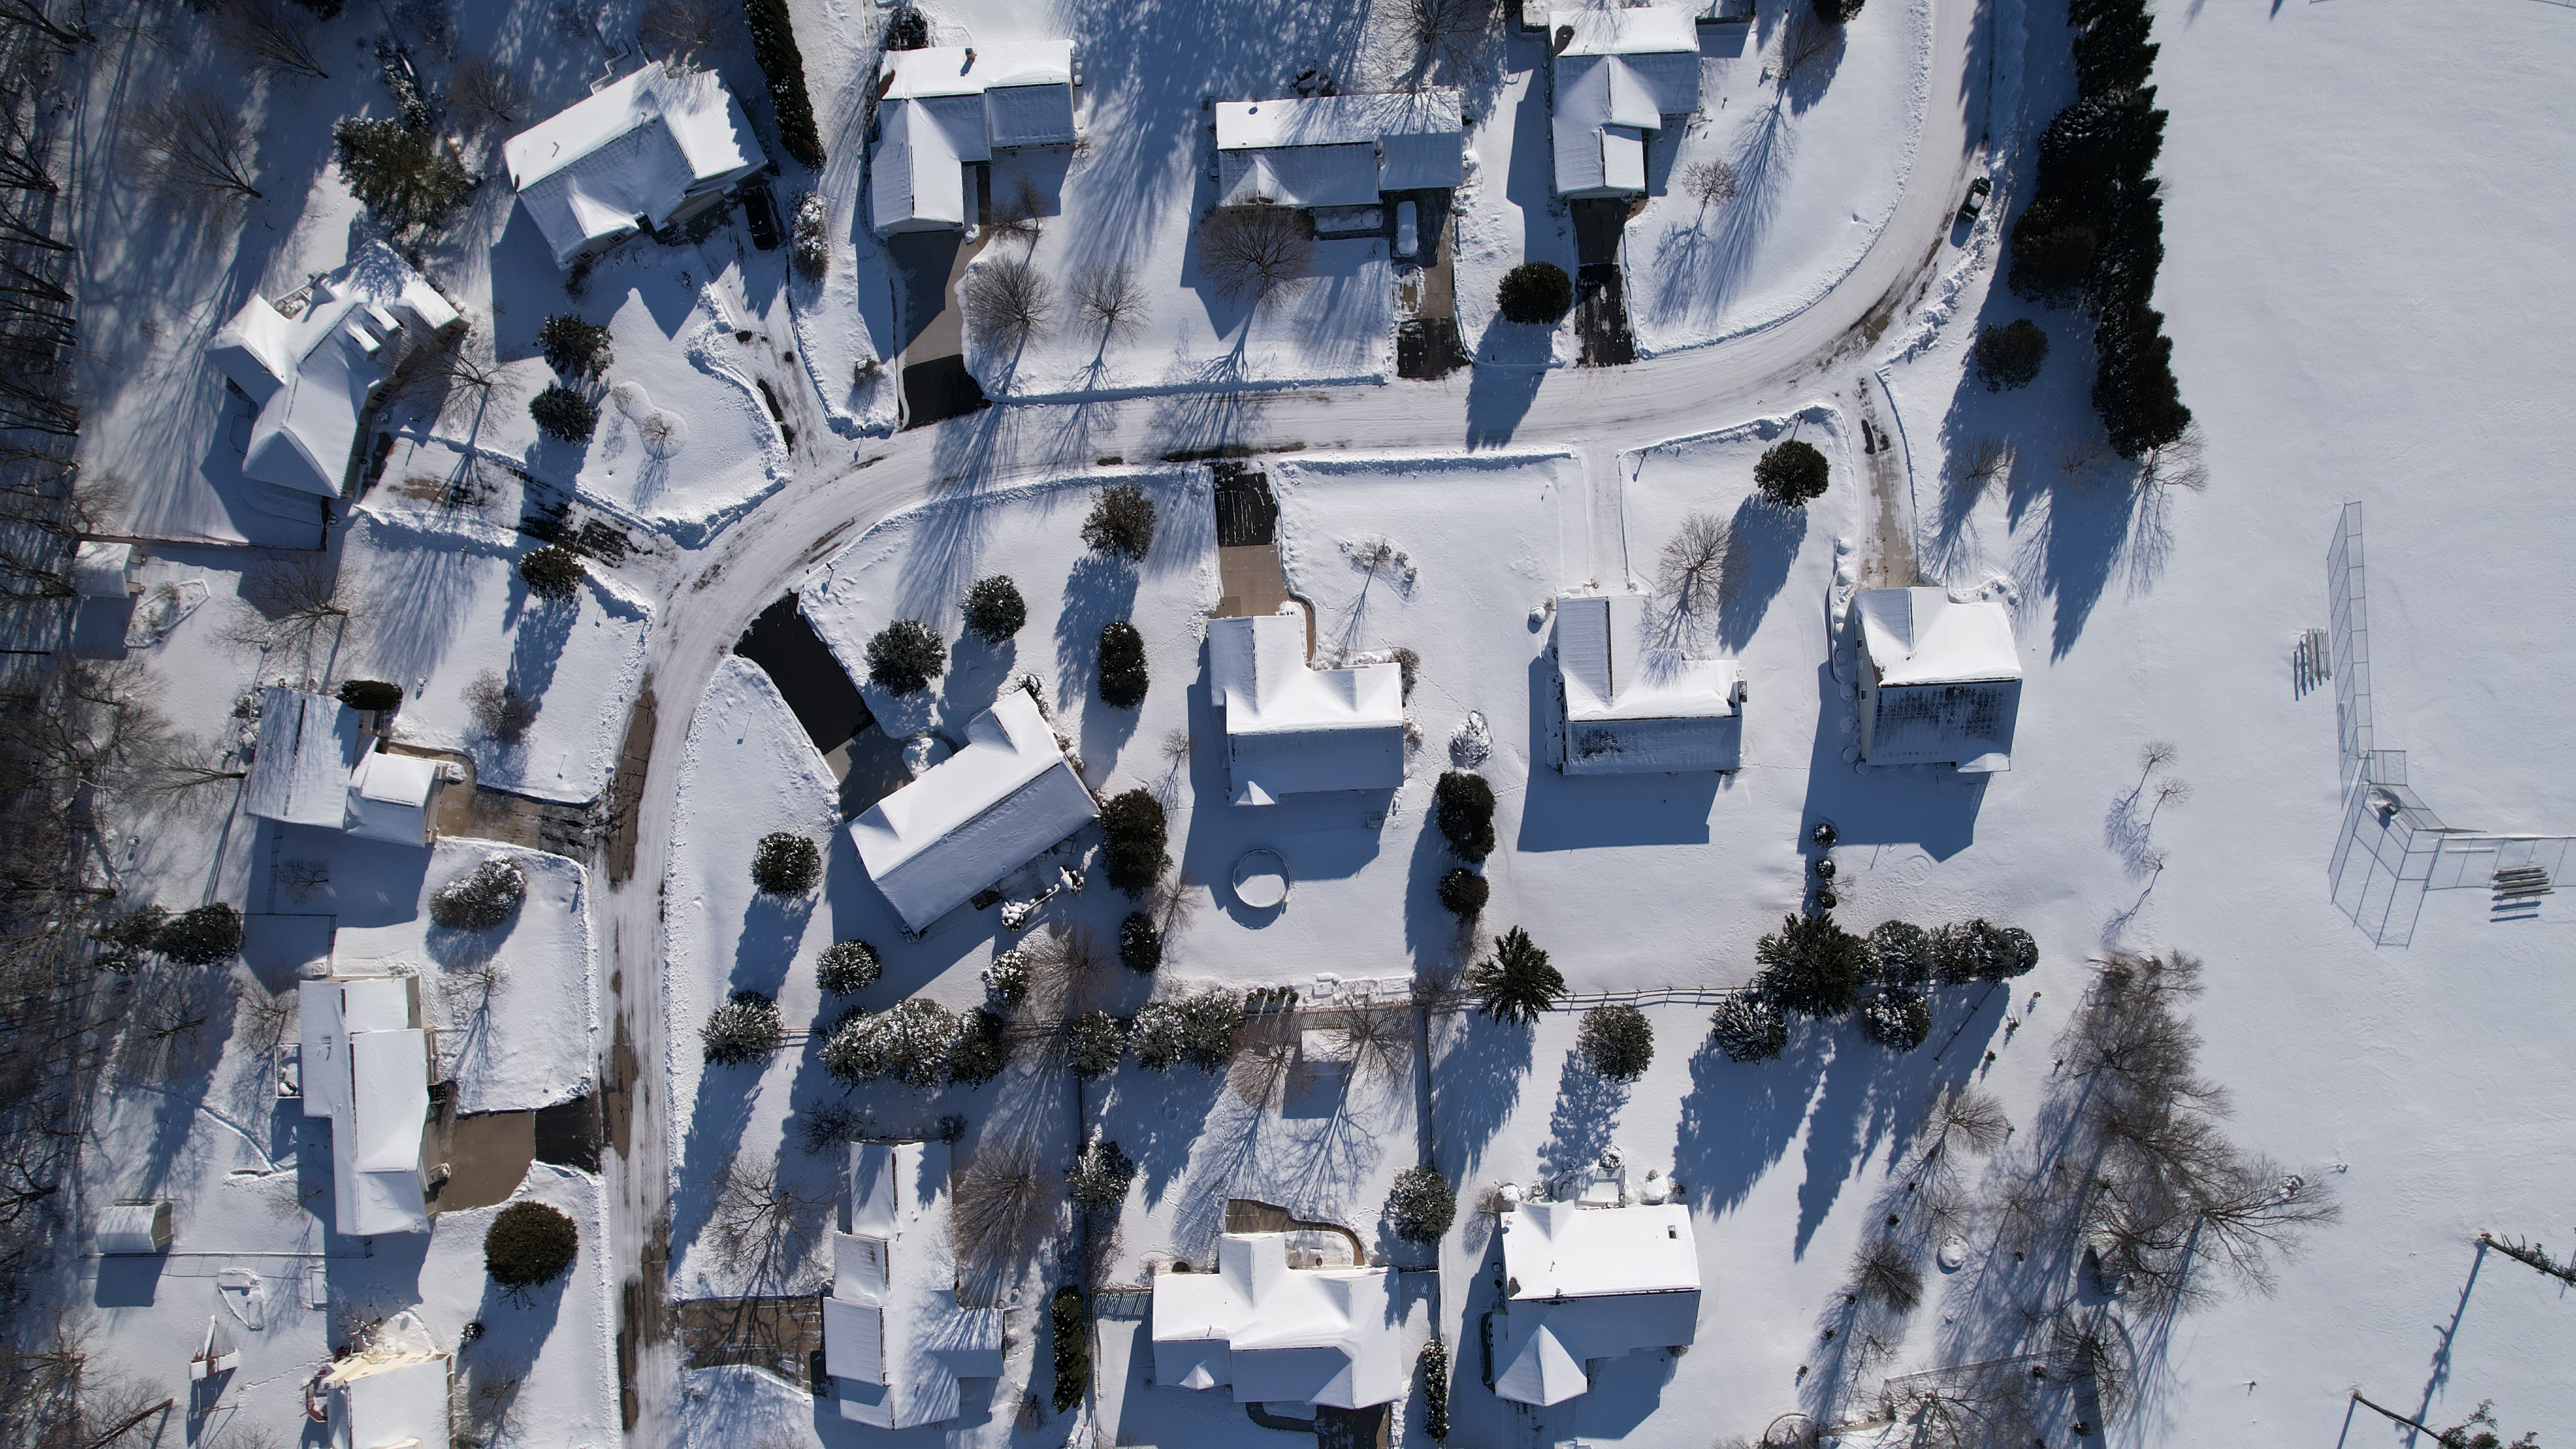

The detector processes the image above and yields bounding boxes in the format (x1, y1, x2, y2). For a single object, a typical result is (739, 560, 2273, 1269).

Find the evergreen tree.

(1080, 484, 1156, 561)
(536, 313, 614, 376)
(1433, 771, 1497, 861)
(517, 545, 586, 602)
(961, 575, 1026, 644)
(1099, 789, 1168, 895)
(1578, 1003, 1655, 1082)
(330, 116, 470, 233)
(1754, 912, 1867, 1017)
(1386, 1164, 1457, 1244)
(1710, 994, 1788, 1063)
(1466, 926, 1566, 1026)
(1754, 439, 1830, 507)
(865, 619, 946, 694)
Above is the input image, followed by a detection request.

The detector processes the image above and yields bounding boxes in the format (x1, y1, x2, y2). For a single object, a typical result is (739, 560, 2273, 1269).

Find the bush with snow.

(1861, 990, 1932, 1051)
(865, 618, 945, 695)
(1867, 919, 1934, 990)
(749, 832, 821, 894)
(962, 575, 1026, 644)
(518, 545, 586, 603)
(484, 1200, 579, 1296)
(789, 190, 830, 280)
(1066, 1135, 1136, 1211)
(1496, 262, 1572, 324)
(1067, 1011, 1126, 1079)
(430, 856, 527, 931)
(1973, 319, 2051, 392)
(1386, 1164, 1457, 1245)
(1710, 993, 1788, 1062)
(1097, 620, 1149, 708)
(529, 385, 598, 443)
(1130, 990, 1242, 1073)
(816, 939, 880, 996)
(1080, 484, 1156, 561)
(948, 1007, 1008, 1087)
(1099, 789, 1168, 895)
(1437, 867, 1488, 919)
(1578, 1003, 1655, 1082)
(1933, 918, 2040, 983)
(1434, 770, 1496, 861)
(823, 997, 964, 1088)
(536, 313, 613, 376)
(700, 990, 784, 1065)
(982, 949, 1031, 1009)
(1118, 912, 1161, 972)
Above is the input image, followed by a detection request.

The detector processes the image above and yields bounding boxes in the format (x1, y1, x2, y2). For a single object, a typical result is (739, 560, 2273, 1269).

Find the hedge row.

(742, 0, 824, 169)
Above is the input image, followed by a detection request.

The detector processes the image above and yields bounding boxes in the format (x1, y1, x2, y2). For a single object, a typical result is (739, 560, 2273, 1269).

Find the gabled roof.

(1208, 612, 1406, 805)
(345, 751, 440, 846)
(245, 686, 362, 828)
(1549, 7, 1701, 195)
(826, 1141, 1004, 1430)
(1151, 1233, 1405, 1409)
(1554, 593, 1741, 774)
(1215, 90, 1465, 205)
(1854, 588, 2022, 686)
(869, 43, 1077, 233)
(504, 63, 763, 267)
(1493, 1201, 1701, 1406)
(298, 975, 430, 1236)
(849, 687, 1098, 931)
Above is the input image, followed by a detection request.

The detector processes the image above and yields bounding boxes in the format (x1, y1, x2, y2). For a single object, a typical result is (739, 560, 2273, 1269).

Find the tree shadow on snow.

(1428, 1011, 1530, 1188)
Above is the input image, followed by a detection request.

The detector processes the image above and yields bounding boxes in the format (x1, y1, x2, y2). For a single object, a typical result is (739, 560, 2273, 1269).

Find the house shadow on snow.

(1793, 663, 1990, 862)
(1515, 654, 1722, 852)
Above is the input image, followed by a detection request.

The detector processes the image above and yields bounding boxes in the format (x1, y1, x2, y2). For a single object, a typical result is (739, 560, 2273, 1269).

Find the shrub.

(518, 545, 586, 602)
(337, 678, 404, 711)
(153, 903, 244, 966)
(1130, 990, 1242, 1073)
(701, 990, 784, 1065)
(484, 1200, 579, 1293)
(1433, 771, 1497, 861)
(1578, 1003, 1654, 1082)
(2006, 193, 2101, 305)
(1098, 789, 1168, 895)
(430, 856, 527, 931)
(1097, 620, 1149, 708)
(961, 575, 1026, 644)
(1754, 912, 1867, 1017)
(1081, 484, 1157, 561)
(1710, 994, 1788, 1063)
(1386, 1164, 1457, 1245)
(1972, 319, 2050, 391)
(1420, 1338, 1451, 1442)
(1811, 0, 1864, 21)
(528, 385, 598, 443)
(1067, 1011, 1126, 1079)
(817, 940, 880, 995)
(1049, 1286, 1088, 1413)
(1496, 262, 1572, 324)
(1934, 918, 2039, 983)
(1866, 919, 1934, 990)
(947, 1007, 1008, 1087)
(1436, 866, 1489, 919)
(1754, 439, 1830, 507)
(536, 313, 613, 376)
(749, 832, 821, 894)
(1860, 990, 1932, 1051)
(1118, 912, 1161, 972)
(741, 0, 824, 168)
(1066, 1135, 1135, 1211)
(2093, 304, 2193, 458)
(864, 618, 945, 695)
(330, 116, 469, 233)
(789, 190, 829, 280)
(982, 949, 1030, 1009)
(1465, 926, 1565, 1026)
(822, 997, 964, 1088)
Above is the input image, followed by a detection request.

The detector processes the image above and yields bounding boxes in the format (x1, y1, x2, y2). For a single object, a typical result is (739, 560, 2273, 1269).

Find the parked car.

(1957, 174, 1992, 224)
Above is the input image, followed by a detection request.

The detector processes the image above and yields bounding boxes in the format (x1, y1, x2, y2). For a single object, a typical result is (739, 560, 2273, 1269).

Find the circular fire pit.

(1230, 849, 1291, 910)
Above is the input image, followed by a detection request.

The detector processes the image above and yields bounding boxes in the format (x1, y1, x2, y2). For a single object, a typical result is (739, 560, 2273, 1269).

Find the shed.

(244, 686, 363, 829)
(97, 1200, 173, 1254)
(321, 1312, 451, 1449)
(344, 750, 443, 847)
(73, 542, 133, 599)
(1208, 611, 1406, 805)
(1553, 592, 1742, 774)
(504, 63, 765, 269)
(1852, 587, 2023, 771)
(849, 685, 1098, 932)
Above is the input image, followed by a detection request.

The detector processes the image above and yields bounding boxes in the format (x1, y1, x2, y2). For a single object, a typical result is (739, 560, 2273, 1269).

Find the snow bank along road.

(604, 0, 1991, 1438)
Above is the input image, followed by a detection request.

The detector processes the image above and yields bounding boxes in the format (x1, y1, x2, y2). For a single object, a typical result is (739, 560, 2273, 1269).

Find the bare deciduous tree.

(1334, 999, 1414, 1093)
(446, 957, 509, 1015)
(637, 0, 721, 61)
(225, 555, 373, 665)
(1197, 206, 1314, 306)
(1951, 435, 2010, 489)
(1682, 158, 1739, 217)
(1225, 1008, 1304, 1108)
(131, 91, 262, 204)
(446, 54, 529, 137)
(211, 0, 332, 80)
(950, 1143, 1054, 1273)
(961, 253, 1053, 351)
(277, 857, 330, 902)
(706, 1152, 828, 1287)
(1773, 10, 1839, 88)
(389, 327, 522, 427)
(1657, 512, 1731, 613)
(463, 671, 539, 741)
(1919, 1083, 2010, 1159)
(1072, 259, 1147, 346)
(1389, 0, 1496, 85)
(984, 173, 1047, 248)
(1850, 1235, 1922, 1312)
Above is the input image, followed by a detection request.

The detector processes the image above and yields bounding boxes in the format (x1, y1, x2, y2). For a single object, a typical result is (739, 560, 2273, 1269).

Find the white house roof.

(1493, 1200, 1700, 1406)
(1854, 588, 2022, 686)
(208, 244, 460, 498)
(96, 1201, 172, 1255)
(880, 41, 1074, 99)
(869, 43, 1076, 233)
(1554, 592, 1741, 774)
(1151, 1232, 1405, 1410)
(504, 63, 763, 268)
(1208, 612, 1406, 805)
(345, 751, 440, 846)
(298, 975, 430, 1236)
(322, 1317, 451, 1449)
(869, 96, 977, 233)
(1549, 8, 1700, 196)
(1215, 90, 1464, 205)
(73, 541, 131, 598)
(826, 1140, 1004, 1430)
(245, 686, 363, 828)
(849, 686, 1098, 932)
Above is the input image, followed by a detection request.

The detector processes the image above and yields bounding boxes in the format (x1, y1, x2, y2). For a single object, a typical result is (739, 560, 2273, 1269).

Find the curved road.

(610, 1, 1995, 1438)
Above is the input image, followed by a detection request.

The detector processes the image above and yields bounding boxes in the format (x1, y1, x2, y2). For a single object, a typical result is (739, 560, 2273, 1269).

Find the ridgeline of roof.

(849, 687, 1098, 931)
(1216, 89, 1462, 151)
(504, 64, 762, 267)
(1555, 593, 1741, 774)
(1215, 90, 1465, 205)
(879, 41, 1074, 99)
(1856, 587, 2022, 686)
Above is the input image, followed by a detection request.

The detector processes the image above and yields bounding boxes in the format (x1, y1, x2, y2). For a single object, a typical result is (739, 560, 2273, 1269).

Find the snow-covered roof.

(97, 1200, 171, 1255)
(870, 43, 1078, 234)
(1854, 588, 2022, 771)
(244, 686, 362, 828)
(1493, 1200, 1700, 1406)
(1215, 90, 1464, 205)
(825, 1140, 1004, 1430)
(207, 244, 460, 497)
(1549, 8, 1700, 196)
(298, 974, 431, 1236)
(322, 1313, 451, 1449)
(1151, 1232, 1405, 1410)
(345, 750, 441, 847)
(504, 63, 763, 269)
(73, 541, 131, 598)
(849, 686, 1099, 931)
(1554, 592, 1741, 774)
(1208, 612, 1406, 805)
